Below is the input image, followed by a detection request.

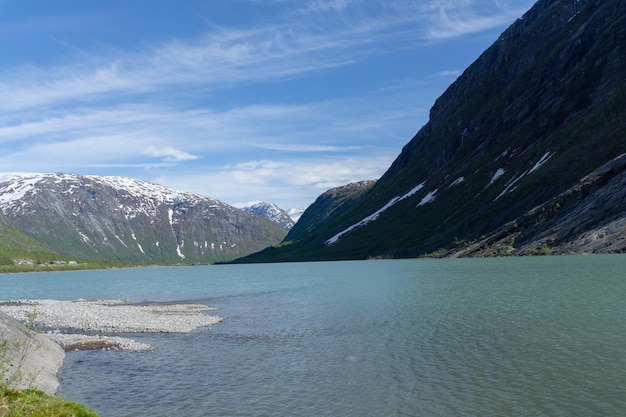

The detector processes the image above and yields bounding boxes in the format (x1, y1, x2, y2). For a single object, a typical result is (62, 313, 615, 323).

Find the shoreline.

(0, 299, 223, 333)
(0, 311, 64, 395)
(0, 262, 213, 275)
(0, 299, 223, 394)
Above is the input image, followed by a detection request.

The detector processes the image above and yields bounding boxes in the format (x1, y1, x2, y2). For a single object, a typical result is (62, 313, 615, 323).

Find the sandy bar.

(46, 333, 154, 352)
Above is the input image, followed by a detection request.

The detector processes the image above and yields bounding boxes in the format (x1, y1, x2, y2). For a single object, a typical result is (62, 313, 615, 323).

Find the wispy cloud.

(154, 155, 392, 209)
(305, 0, 352, 13)
(255, 143, 362, 152)
(0, 72, 449, 208)
(144, 146, 200, 162)
(0, 0, 534, 208)
(1, 1, 529, 114)
(422, 0, 531, 40)
(430, 69, 463, 78)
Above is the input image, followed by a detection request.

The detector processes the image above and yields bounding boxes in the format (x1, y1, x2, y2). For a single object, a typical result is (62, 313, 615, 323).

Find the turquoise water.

(2, 255, 625, 416)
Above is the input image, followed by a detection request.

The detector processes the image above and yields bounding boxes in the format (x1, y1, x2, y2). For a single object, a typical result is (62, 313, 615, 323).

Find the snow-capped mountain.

(286, 208, 305, 223)
(242, 202, 295, 231)
(0, 173, 286, 263)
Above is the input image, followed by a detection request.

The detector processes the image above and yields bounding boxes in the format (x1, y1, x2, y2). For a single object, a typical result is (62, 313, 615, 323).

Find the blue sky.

(0, 0, 535, 210)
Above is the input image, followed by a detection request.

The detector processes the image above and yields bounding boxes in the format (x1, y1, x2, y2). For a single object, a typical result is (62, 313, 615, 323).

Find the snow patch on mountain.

(448, 177, 465, 188)
(496, 151, 555, 200)
(0, 173, 42, 211)
(326, 182, 426, 245)
(417, 189, 438, 207)
(0, 173, 227, 218)
(78, 232, 90, 243)
(488, 169, 506, 186)
(0, 172, 287, 263)
(529, 151, 553, 174)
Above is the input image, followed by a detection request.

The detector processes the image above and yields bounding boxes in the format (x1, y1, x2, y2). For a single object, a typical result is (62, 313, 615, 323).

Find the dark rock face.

(0, 173, 286, 263)
(237, 0, 626, 262)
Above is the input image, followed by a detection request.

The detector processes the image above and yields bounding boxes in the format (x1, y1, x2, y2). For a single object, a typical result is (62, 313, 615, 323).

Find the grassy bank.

(0, 385, 99, 417)
(0, 258, 186, 274)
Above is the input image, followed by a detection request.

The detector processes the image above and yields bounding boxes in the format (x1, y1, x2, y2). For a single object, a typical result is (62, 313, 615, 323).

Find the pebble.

(0, 299, 223, 352)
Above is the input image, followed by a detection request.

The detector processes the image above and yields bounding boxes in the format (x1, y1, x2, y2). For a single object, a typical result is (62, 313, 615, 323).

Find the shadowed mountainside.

(236, 0, 626, 262)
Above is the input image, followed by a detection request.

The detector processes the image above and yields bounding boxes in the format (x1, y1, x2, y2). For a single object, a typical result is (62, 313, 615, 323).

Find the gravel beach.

(0, 299, 223, 333)
(0, 299, 223, 353)
(46, 333, 154, 352)
(0, 299, 222, 393)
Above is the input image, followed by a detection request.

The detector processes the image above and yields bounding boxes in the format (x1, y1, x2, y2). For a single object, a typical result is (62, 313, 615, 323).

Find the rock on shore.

(0, 311, 64, 395)
(1, 299, 223, 394)
(47, 333, 154, 352)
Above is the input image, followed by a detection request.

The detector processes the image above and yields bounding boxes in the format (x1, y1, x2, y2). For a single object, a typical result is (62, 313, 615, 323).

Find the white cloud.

(422, 0, 531, 40)
(256, 143, 361, 152)
(431, 69, 463, 78)
(305, 0, 352, 13)
(0, 0, 535, 209)
(144, 146, 200, 162)
(0, 73, 439, 208)
(153, 155, 391, 209)
(0, 1, 529, 116)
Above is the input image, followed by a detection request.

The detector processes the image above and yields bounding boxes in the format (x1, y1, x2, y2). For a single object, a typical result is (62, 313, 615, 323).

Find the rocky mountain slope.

(242, 202, 295, 231)
(0, 173, 286, 264)
(286, 180, 376, 243)
(0, 209, 63, 266)
(236, 0, 626, 262)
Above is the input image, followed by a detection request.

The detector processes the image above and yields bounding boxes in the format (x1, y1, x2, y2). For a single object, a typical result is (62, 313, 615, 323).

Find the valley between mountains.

(1, 0, 625, 268)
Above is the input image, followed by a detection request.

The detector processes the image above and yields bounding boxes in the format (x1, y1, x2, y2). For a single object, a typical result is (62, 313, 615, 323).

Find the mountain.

(242, 202, 295, 231)
(0, 210, 64, 266)
(0, 173, 286, 264)
(236, 0, 626, 263)
(286, 180, 376, 243)
(286, 208, 305, 223)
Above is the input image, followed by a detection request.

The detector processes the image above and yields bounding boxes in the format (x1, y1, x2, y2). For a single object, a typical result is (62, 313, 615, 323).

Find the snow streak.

(325, 182, 425, 245)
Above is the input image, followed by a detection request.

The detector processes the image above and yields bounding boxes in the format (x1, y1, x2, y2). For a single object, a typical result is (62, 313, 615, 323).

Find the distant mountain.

(236, 0, 626, 262)
(0, 173, 286, 264)
(286, 208, 305, 223)
(242, 202, 295, 231)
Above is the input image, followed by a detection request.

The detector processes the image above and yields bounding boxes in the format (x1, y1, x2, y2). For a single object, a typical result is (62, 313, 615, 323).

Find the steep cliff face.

(237, 0, 626, 262)
(0, 173, 286, 263)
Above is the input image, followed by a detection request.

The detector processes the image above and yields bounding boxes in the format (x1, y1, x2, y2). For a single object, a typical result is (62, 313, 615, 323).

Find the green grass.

(0, 385, 99, 417)
(0, 259, 181, 274)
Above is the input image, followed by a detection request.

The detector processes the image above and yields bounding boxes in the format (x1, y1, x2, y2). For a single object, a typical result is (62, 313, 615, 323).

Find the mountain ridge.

(0, 173, 286, 264)
(235, 0, 626, 263)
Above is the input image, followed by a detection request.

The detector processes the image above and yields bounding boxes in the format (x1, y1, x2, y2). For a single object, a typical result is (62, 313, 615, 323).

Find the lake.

(1, 255, 625, 416)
